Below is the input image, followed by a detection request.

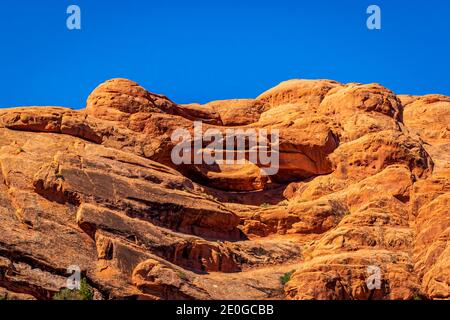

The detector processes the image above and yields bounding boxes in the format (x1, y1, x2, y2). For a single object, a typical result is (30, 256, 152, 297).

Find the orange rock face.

(0, 78, 448, 300)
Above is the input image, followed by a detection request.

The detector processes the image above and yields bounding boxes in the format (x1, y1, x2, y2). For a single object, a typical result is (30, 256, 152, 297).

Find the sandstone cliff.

(0, 78, 448, 300)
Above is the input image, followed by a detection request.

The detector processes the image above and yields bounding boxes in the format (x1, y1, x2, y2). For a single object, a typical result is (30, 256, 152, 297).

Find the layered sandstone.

(0, 78, 448, 300)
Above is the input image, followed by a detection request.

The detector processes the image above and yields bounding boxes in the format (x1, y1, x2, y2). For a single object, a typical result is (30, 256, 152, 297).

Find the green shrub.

(53, 278, 94, 300)
(412, 294, 423, 301)
(260, 203, 271, 208)
(53, 289, 80, 300)
(280, 270, 296, 286)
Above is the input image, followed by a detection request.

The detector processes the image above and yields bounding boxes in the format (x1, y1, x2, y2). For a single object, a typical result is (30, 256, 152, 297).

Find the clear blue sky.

(0, 0, 449, 108)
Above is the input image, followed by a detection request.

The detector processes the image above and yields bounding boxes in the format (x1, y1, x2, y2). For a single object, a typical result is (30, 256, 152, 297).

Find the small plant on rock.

(53, 278, 94, 300)
(280, 270, 296, 286)
(412, 293, 424, 301)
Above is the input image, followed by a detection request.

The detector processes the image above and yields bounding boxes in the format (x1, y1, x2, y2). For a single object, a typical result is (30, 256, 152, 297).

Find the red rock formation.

(0, 78, 448, 300)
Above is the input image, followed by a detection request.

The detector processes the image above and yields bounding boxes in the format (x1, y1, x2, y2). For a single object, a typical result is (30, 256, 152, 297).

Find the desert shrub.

(53, 278, 93, 300)
(280, 270, 296, 286)
(412, 293, 425, 301)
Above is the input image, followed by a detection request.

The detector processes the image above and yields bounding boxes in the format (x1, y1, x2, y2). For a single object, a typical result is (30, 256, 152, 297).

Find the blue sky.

(0, 0, 449, 108)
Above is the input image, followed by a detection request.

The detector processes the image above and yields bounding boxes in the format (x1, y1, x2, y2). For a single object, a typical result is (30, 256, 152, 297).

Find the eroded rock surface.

(0, 78, 448, 300)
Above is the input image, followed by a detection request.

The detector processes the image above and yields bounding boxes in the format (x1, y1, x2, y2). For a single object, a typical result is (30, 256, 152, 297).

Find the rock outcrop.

(0, 78, 448, 300)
